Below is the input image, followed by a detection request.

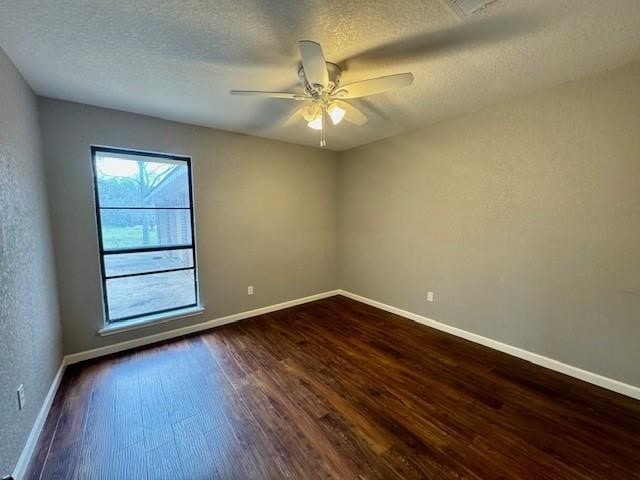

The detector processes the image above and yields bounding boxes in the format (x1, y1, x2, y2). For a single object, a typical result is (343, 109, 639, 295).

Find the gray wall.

(338, 61, 640, 387)
(38, 99, 338, 355)
(0, 48, 62, 474)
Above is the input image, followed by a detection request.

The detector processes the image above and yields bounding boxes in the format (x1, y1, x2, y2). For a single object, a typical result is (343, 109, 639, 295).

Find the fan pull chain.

(320, 108, 327, 148)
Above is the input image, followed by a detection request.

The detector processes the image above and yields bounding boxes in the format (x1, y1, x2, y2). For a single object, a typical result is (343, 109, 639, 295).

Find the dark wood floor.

(27, 296, 640, 479)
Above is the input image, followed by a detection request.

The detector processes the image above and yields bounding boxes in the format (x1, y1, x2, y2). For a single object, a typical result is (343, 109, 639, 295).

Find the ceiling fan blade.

(298, 40, 329, 88)
(334, 73, 413, 99)
(230, 90, 308, 100)
(335, 101, 368, 126)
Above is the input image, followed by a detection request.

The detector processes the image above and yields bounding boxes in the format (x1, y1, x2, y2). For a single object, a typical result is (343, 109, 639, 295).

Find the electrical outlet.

(427, 291, 434, 303)
(17, 384, 25, 410)
(247, 286, 254, 295)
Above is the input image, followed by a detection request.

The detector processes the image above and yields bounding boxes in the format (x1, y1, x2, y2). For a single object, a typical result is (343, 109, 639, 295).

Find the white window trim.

(98, 305, 205, 336)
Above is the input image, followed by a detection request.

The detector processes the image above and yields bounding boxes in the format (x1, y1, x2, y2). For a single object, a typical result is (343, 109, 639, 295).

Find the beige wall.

(38, 99, 338, 354)
(0, 48, 62, 474)
(338, 61, 640, 387)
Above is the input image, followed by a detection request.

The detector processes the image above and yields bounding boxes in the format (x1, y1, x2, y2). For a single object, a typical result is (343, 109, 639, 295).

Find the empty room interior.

(1, 0, 640, 478)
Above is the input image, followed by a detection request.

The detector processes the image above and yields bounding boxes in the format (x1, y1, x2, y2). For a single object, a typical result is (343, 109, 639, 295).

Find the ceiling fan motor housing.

(299, 62, 342, 94)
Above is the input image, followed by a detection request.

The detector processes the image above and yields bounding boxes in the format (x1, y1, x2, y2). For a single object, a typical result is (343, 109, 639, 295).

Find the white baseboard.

(65, 290, 340, 365)
(13, 360, 66, 480)
(338, 290, 640, 401)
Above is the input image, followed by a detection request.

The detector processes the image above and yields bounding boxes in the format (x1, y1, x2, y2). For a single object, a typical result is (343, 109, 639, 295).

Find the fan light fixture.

(327, 104, 346, 125)
(307, 115, 323, 130)
(307, 103, 347, 130)
(307, 103, 346, 130)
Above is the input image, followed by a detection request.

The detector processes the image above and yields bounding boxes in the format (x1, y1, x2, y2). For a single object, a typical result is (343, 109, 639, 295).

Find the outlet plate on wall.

(427, 291, 434, 302)
(248, 286, 254, 295)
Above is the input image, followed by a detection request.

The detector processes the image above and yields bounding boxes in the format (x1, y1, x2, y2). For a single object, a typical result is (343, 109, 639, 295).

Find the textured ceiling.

(1, 0, 639, 151)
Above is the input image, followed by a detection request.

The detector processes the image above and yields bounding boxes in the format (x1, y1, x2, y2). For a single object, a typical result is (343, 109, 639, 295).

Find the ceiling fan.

(230, 41, 414, 147)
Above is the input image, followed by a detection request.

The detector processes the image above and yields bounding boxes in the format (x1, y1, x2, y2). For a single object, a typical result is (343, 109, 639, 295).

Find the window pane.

(104, 249, 194, 277)
(95, 154, 190, 208)
(100, 209, 192, 249)
(106, 269, 196, 320)
(93, 147, 198, 323)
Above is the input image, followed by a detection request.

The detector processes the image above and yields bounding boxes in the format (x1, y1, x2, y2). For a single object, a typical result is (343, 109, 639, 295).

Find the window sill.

(98, 306, 205, 336)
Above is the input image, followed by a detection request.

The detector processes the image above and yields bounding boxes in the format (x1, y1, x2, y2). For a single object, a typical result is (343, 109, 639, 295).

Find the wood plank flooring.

(27, 295, 640, 479)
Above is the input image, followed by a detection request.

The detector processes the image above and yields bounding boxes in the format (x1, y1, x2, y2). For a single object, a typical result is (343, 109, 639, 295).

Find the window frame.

(90, 146, 199, 324)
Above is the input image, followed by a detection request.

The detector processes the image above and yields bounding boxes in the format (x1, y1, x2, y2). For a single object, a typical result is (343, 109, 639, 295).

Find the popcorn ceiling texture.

(1, 0, 640, 150)
(0, 47, 62, 475)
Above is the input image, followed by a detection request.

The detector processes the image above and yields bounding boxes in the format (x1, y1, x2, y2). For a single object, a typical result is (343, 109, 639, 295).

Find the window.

(91, 147, 198, 323)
